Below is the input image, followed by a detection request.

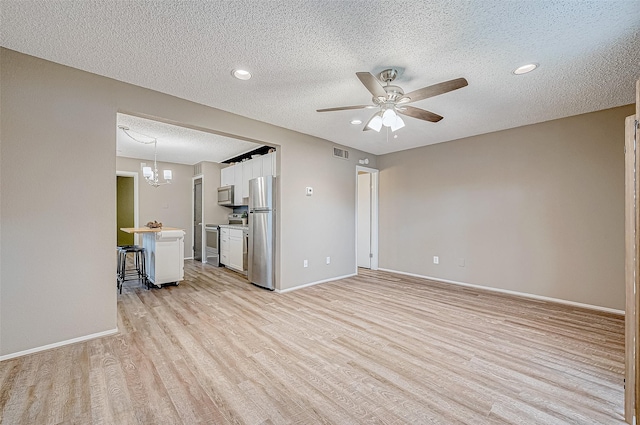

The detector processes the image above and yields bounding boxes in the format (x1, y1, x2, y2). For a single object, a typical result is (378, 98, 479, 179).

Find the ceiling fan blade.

(397, 106, 443, 122)
(316, 105, 370, 112)
(400, 77, 468, 104)
(356, 72, 387, 98)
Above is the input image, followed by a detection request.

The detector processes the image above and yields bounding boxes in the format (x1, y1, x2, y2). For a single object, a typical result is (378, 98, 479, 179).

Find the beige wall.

(1, 49, 117, 356)
(377, 105, 634, 311)
(0, 48, 373, 356)
(116, 157, 193, 258)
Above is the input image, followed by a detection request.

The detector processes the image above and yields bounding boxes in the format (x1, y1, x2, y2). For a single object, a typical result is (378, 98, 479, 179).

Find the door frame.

(355, 165, 379, 272)
(625, 79, 640, 424)
(116, 170, 139, 246)
(191, 174, 205, 262)
(624, 114, 637, 423)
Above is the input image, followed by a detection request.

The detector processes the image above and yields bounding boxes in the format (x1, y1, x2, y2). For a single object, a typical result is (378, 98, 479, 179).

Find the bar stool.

(117, 245, 148, 293)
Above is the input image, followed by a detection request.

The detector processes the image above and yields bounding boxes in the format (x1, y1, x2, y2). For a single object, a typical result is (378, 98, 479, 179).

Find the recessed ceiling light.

(513, 63, 538, 75)
(394, 135, 398, 139)
(232, 69, 252, 80)
(351, 119, 362, 125)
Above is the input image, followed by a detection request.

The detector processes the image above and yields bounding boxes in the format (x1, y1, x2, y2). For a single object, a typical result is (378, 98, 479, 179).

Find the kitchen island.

(120, 227, 185, 287)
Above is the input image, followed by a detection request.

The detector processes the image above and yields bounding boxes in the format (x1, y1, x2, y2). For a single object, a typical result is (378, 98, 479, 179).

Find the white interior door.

(357, 172, 372, 269)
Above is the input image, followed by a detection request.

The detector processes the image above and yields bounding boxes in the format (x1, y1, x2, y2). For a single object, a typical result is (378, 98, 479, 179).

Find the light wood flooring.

(0, 261, 626, 424)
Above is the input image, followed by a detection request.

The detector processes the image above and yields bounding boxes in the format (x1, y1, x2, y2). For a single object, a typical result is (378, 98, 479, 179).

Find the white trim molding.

(355, 165, 379, 272)
(378, 268, 624, 316)
(276, 273, 357, 294)
(0, 328, 118, 362)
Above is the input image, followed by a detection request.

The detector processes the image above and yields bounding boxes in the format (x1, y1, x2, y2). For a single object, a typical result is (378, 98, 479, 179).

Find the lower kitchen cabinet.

(220, 228, 229, 266)
(229, 229, 244, 271)
(219, 226, 246, 273)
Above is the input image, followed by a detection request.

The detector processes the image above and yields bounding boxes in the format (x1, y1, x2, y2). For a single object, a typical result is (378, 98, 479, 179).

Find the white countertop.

(219, 224, 248, 230)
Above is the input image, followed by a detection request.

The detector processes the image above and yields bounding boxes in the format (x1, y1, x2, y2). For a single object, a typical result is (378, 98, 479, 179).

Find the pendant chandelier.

(118, 126, 172, 187)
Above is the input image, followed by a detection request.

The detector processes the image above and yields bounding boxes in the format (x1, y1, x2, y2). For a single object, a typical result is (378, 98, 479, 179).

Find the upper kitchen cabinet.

(220, 152, 276, 206)
(242, 158, 263, 198)
(262, 153, 275, 177)
(233, 164, 244, 205)
(221, 166, 234, 187)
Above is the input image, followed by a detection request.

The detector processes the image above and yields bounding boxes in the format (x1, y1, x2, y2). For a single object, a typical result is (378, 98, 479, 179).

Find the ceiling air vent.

(193, 163, 202, 176)
(333, 147, 349, 160)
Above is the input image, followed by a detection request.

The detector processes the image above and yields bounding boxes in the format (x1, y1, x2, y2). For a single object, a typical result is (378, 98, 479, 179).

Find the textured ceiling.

(2, 1, 639, 156)
(116, 114, 261, 165)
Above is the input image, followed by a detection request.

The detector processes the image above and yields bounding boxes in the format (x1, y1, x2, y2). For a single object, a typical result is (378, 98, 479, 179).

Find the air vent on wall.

(333, 147, 349, 160)
(193, 163, 202, 176)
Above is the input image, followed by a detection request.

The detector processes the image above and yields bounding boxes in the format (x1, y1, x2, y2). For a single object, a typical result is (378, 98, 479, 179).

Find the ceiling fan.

(317, 69, 468, 132)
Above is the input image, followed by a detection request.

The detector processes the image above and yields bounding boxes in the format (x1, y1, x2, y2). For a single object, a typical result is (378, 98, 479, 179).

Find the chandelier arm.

(119, 126, 171, 187)
(121, 128, 156, 145)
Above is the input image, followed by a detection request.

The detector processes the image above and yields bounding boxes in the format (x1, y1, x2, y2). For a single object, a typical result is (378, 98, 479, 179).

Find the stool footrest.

(117, 245, 149, 293)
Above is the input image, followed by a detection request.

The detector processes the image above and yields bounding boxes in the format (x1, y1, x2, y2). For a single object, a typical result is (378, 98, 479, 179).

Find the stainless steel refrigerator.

(248, 176, 275, 290)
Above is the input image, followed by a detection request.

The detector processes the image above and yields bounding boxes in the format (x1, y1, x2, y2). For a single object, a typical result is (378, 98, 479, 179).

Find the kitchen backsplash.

(232, 206, 248, 215)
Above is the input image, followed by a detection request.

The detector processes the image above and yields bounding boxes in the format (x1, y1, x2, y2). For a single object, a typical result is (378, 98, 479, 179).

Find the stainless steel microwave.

(217, 185, 234, 206)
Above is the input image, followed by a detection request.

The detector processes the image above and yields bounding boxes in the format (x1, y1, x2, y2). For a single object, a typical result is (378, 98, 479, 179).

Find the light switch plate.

(306, 187, 313, 196)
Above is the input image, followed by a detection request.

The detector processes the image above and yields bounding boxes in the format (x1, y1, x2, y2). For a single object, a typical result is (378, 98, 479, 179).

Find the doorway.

(193, 177, 203, 261)
(116, 171, 139, 246)
(356, 166, 379, 271)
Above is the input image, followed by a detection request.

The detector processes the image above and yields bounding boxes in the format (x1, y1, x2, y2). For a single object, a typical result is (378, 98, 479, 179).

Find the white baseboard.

(276, 272, 357, 294)
(377, 268, 624, 315)
(0, 328, 119, 362)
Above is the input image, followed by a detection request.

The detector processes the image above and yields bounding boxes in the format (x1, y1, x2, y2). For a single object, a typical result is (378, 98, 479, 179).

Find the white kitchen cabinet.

(221, 166, 234, 187)
(143, 230, 185, 286)
(262, 152, 275, 176)
(220, 227, 229, 266)
(219, 152, 276, 205)
(229, 228, 244, 271)
(233, 165, 243, 205)
(221, 165, 242, 205)
(242, 158, 263, 198)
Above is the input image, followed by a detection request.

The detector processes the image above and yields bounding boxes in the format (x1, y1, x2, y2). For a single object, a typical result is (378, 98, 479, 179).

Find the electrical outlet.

(433, 256, 439, 265)
(326, 256, 331, 264)
(304, 259, 308, 268)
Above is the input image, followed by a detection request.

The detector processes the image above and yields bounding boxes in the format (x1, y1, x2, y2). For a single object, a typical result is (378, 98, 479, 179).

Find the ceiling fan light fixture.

(513, 63, 538, 75)
(390, 115, 405, 132)
(365, 112, 383, 132)
(382, 108, 397, 127)
(317, 70, 469, 135)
